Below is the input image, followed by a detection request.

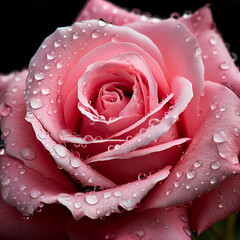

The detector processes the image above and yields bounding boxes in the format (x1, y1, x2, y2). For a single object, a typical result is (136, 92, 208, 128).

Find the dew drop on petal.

(30, 97, 44, 109)
(209, 36, 218, 46)
(182, 226, 191, 237)
(210, 161, 221, 170)
(20, 145, 36, 160)
(113, 191, 122, 197)
(30, 188, 43, 199)
(34, 72, 45, 81)
(194, 160, 203, 168)
(73, 201, 82, 209)
(85, 194, 100, 205)
(186, 170, 196, 179)
(70, 157, 81, 168)
(91, 30, 101, 39)
(53, 144, 68, 158)
(194, 46, 202, 56)
(220, 62, 230, 70)
(213, 131, 227, 143)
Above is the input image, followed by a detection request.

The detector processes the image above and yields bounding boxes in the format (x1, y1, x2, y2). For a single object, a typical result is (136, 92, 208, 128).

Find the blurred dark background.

(0, 0, 240, 73)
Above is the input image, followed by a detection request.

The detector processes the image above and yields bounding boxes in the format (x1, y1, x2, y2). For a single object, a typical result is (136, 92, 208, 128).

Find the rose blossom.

(1, 0, 240, 239)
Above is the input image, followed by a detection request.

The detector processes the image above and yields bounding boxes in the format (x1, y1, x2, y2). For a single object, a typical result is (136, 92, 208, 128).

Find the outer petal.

(25, 20, 166, 142)
(191, 174, 240, 235)
(128, 19, 204, 137)
(75, 0, 157, 25)
(0, 70, 74, 190)
(0, 194, 70, 240)
(57, 166, 170, 220)
(179, 6, 240, 97)
(0, 72, 17, 98)
(0, 154, 65, 216)
(66, 206, 191, 240)
(142, 81, 240, 209)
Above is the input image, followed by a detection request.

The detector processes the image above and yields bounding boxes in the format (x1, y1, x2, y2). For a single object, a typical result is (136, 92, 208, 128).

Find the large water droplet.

(209, 36, 218, 46)
(186, 170, 196, 179)
(194, 46, 202, 56)
(85, 194, 100, 205)
(70, 157, 81, 168)
(182, 226, 191, 237)
(91, 30, 101, 39)
(30, 97, 44, 109)
(113, 191, 122, 197)
(98, 19, 107, 27)
(220, 62, 230, 70)
(46, 51, 56, 60)
(73, 201, 82, 209)
(20, 145, 36, 160)
(1, 176, 11, 186)
(210, 161, 221, 170)
(210, 177, 217, 185)
(213, 131, 227, 143)
(53, 144, 68, 158)
(34, 72, 45, 81)
(30, 188, 43, 199)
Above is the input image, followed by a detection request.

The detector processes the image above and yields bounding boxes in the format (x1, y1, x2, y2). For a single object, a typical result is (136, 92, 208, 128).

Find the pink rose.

(1, 0, 240, 239)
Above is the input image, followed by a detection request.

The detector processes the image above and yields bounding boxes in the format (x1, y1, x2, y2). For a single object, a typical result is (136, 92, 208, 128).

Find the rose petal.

(128, 19, 204, 137)
(57, 166, 171, 220)
(25, 20, 166, 142)
(66, 206, 191, 240)
(85, 76, 193, 162)
(0, 194, 69, 239)
(89, 138, 189, 184)
(76, 0, 156, 25)
(142, 81, 240, 209)
(191, 174, 240, 235)
(0, 154, 65, 216)
(179, 6, 240, 97)
(0, 70, 74, 190)
(25, 112, 116, 188)
(0, 72, 17, 98)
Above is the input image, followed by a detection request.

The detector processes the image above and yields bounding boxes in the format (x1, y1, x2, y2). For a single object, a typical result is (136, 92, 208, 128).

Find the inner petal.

(96, 83, 131, 119)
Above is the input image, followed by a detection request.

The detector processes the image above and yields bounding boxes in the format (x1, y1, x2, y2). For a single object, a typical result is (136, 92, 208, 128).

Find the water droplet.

(105, 233, 116, 239)
(2, 128, 10, 137)
(34, 72, 45, 81)
(136, 230, 145, 237)
(210, 177, 217, 185)
(113, 191, 122, 197)
(54, 39, 62, 48)
(182, 226, 191, 237)
(213, 131, 227, 143)
(174, 180, 181, 188)
(194, 160, 203, 168)
(220, 62, 230, 70)
(72, 32, 79, 40)
(20, 145, 36, 160)
(179, 214, 188, 223)
(166, 188, 172, 196)
(73, 201, 82, 209)
(176, 170, 183, 178)
(30, 188, 43, 199)
(110, 34, 119, 42)
(98, 19, 107, 27)
(46, 51, 56, 60)
(57, 76, 64, 85)
(2, 176, 11, 186)
(70, 157, 81, 168)
(91, 30, 101, 39)
(138, 173, 147, 180)
(194, 46, 202, 56)
(186, 170, 196, 179)
(148, 118, 160, 126)
(210, 161, 221, 170)
(114, 144, 121, 150)
(85, 194, 100, 205)
(219, 202, 224, 208)
(53, 144, 67, 158)
(56, 61, 64, 69)
(30, 97, 44, 109)
(209, 36, 218, 46)
(210, 101, 218, 110)
(235, 109, 240, 116)
(104, 192, 112, 199)
(0, 103, 12, 117)
(41, 88, 50, 95)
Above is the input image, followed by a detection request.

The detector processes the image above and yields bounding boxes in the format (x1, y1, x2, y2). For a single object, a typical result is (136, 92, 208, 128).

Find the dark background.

(0, 0, 240, 73)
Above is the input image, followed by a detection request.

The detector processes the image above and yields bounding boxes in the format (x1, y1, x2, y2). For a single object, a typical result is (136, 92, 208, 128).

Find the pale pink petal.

(179, 6, 240, 97)
(25, 112, 116, 188)
(76, 0, 155, 25)
(0, 72, 18, 98)
(67, 206, 191, 240)
(191, 174, 240, 235)
(0, 154, 65, 216)
(0, 194, 69, 239)
(85, 76, 193, 162)
(57, 166, 170, 220)
(128, 19, 204, 137)
(25, 20, 166, 142)
(142, 81, 240, 210)
(0, 70, 74, 190)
